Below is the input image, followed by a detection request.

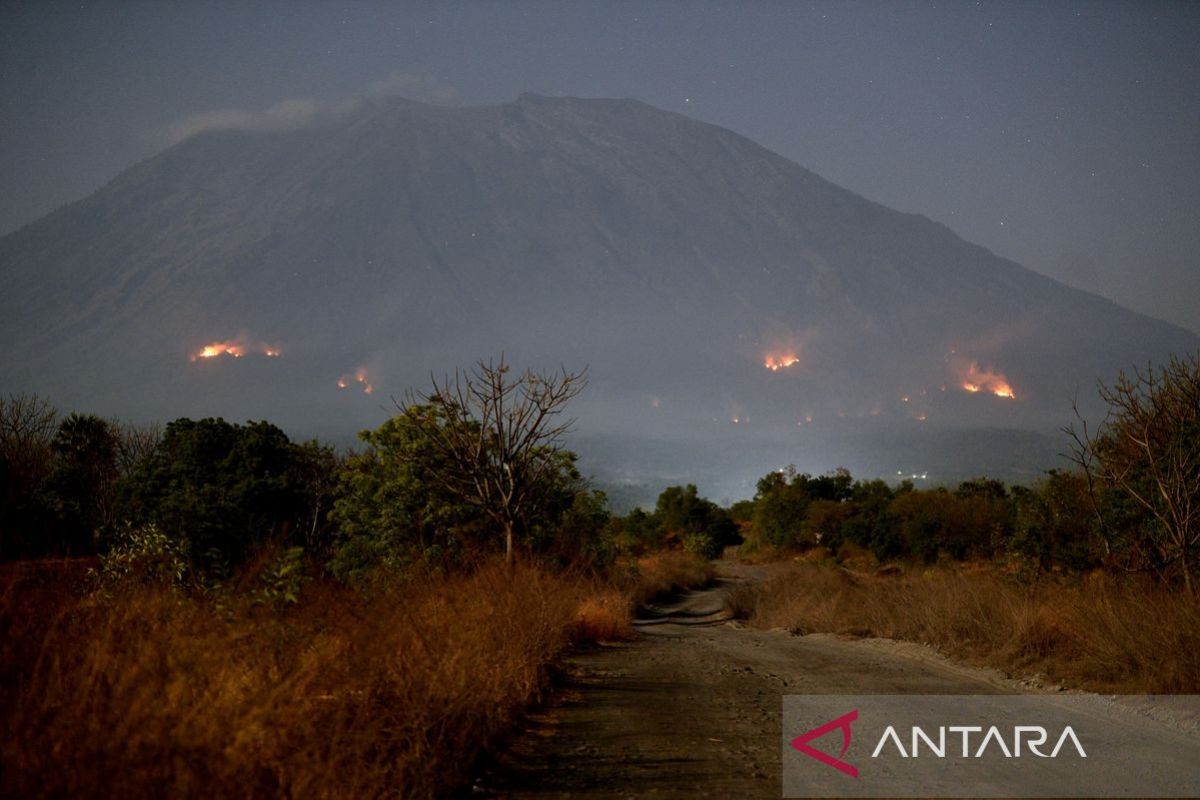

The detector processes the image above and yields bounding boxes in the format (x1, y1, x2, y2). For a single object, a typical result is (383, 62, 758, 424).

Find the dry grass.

(575, 585, 635, 642)
(630, 550, 715, 606)
(741, 562, 1200, 693)
(0, 559, 627, 799)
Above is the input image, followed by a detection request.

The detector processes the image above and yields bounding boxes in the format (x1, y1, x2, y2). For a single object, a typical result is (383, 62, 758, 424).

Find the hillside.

(1, 93, 1194, 485)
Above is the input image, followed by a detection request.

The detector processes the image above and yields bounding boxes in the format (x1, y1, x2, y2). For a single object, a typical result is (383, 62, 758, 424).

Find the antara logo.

(791, 709, 860, 778)
(871, 724, 1087, 759)
(791, 710, 1087, 779)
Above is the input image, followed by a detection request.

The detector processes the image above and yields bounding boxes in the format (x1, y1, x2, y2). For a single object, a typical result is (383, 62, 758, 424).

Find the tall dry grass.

(568, 551, 717, 639)
(0, 559, 609, 799)
(630, 550, 715, 606)
(738, 563, 1200, 693)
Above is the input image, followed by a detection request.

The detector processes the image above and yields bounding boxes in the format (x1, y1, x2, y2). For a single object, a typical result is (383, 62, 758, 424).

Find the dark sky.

(2, 0, 1198, 331)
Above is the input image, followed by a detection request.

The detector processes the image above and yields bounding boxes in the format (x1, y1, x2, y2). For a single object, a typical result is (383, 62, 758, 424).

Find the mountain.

(1, 93, 1195, 494)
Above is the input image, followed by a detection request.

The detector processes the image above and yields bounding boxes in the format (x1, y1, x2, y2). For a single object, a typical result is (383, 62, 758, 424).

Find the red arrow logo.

(790, 709, 859, 778)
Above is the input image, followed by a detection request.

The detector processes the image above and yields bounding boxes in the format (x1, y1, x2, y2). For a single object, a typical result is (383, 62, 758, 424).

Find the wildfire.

(193, 341, 244, 360)
(190, 337, 281, 362)
(958, 359, 1016, 399)
(338, 367, 374, 395)
(763, 353, 801, 371)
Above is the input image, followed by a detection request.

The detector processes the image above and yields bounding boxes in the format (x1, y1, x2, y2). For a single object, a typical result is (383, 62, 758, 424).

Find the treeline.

(729, 467, 1100, 574)
(3, 352, 1196, 590)
(0, 394, 610, 587)
(726, 354, 1200, 588)
(0, 397, 1178, 587)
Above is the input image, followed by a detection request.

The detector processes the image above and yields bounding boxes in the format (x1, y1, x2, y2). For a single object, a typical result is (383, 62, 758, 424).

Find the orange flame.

(190, 338, 281, 362)
(958, 360, 1016, 399)
(763, 353, 800, 371)
(191, 341, 245, 361)
(338, 367, 374, 395)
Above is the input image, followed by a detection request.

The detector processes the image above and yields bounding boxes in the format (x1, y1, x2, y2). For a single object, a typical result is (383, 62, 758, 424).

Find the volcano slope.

(1, 93, 1195, 452)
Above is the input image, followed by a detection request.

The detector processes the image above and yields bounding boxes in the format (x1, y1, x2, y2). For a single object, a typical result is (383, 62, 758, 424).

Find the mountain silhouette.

(2, 93, 1194, 492)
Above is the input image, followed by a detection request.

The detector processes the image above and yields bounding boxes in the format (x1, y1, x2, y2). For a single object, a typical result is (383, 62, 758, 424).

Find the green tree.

(330, 406, 478, 582)
(750, 466, 811, 548)
(612, 507, 662, 554)
(954, 478, 1012, 557)
(655, 484, 740, 557)
(1011, 471, 1098, 578)
(116, 418, 304, 569)
(749, 467, 852, 549)
(544, 488, 613, 568)
(887, 489, 963, 563)
(43, 413, 119, 554)
(838, 479, 896, 556)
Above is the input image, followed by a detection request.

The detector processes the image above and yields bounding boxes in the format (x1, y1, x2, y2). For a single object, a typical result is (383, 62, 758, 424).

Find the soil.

(477, 561, 1020, 798)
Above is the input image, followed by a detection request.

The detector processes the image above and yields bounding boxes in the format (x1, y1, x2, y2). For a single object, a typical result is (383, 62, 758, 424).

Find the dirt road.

(480, 562, 1021, 798)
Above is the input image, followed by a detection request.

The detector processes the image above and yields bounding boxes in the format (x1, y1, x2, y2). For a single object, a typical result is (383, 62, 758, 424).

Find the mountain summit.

(1, 94, 1194, 478)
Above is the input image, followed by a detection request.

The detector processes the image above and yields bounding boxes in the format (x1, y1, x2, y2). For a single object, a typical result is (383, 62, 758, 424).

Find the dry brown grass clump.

(743, 563, 1200, 693)
(0, 559, 616, 799)
(631, 550, 716, 606)
(575, 584, 635, 642)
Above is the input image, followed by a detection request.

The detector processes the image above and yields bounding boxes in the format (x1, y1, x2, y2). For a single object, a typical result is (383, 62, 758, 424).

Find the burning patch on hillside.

(763, 353, 801, 371)
(954, 358, 1016, 399)
(190, 338, 281, 362)
(337, 367, 374, 395)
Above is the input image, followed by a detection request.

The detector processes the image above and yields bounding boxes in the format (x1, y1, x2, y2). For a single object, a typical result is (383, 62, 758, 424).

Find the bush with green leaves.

(258, 546, 308, 606)
(115, 418, 308, 571)
(654, 484, 740, 556)
(682, 531, 719, 559)
(97, 522, 192, 587)
(610, 507, 663, 554)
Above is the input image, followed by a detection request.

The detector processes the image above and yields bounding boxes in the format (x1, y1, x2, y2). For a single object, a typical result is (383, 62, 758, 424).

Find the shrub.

(96, 522, 191, 587)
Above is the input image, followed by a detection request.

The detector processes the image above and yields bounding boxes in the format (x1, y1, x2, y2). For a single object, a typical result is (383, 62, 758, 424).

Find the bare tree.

(0, 393, 59, 491)
(397, 357, 587, 563)
(1068, 353, 1200, 592)
(112, 419, 163, 478)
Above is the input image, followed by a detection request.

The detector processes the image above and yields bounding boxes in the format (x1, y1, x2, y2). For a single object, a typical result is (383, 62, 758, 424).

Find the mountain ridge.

(1, 94, 1195, 478)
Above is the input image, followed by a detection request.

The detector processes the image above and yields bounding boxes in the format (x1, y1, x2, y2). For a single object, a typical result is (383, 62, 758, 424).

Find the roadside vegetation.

(730, 353, 1200, 692)
(730, 561, 1200, 693)
(0, 360, 715, 799)
(3, 352, 1194, 792)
